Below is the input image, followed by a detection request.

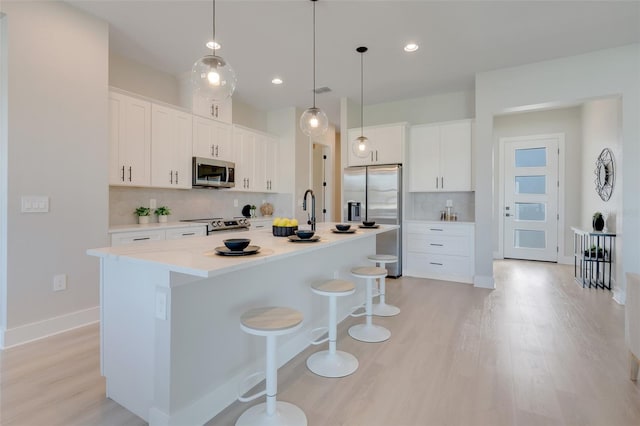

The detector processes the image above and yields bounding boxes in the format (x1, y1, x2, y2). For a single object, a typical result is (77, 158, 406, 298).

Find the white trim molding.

(0, 306, 99, 349)
(474, 275, 495, 289)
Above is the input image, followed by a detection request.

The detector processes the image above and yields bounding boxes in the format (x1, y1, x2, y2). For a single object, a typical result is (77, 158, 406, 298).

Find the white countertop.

(108, 221, 207, 234)
(89, 223, 397, 278)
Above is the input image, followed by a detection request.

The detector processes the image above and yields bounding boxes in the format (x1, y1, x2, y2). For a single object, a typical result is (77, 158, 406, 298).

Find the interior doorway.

(501, 134, 563, 262)
(312, 143, 329, 222)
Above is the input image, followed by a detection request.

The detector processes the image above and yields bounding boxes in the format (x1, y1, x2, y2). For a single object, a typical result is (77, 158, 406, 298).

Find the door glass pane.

(515, 203, 546, 221)
(515, 175, 545, 194)
(514, 229, 546, 249)
(515, 148, 546, 167)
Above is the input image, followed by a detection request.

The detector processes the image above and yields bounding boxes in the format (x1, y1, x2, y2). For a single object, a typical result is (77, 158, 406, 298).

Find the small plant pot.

(138, 216, 150, 224)
(158, 215, 168, 223)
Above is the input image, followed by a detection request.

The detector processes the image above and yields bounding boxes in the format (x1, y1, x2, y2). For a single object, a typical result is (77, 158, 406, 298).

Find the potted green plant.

(592, 212, 605, 231)
(584, 244, 608, 259)
(155, 206, 171, 223)
(250, 205, 257, 218)
(134, 207, 151, 224)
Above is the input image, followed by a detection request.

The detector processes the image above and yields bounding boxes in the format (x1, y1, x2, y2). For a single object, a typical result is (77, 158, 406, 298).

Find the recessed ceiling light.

(206, 41, 221, 50)
(271, 78, 283, 85)
(404, 43, 419, 52)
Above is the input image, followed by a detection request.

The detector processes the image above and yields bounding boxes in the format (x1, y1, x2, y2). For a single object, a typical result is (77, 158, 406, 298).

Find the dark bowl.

(296, 230, 315, 240)
(362, 220, 376, 227)
(223, 238, 251, 251)
(335, 224, 351, 231)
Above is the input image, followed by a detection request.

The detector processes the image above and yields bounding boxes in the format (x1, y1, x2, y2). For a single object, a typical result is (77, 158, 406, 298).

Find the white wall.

(581, 97, 623, 289)
(109, 52, 180, 106)
(493, 106, 583, 261)
(364, 90, 475, 126)
(1, 12, 8, 339)
(1, 1, 109, 347)
(232, 98, 268, 132)
(476, 44, 640, 298)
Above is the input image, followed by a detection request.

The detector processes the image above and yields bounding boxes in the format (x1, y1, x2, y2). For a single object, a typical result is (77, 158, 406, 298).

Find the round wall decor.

(594, 148, 615, 201)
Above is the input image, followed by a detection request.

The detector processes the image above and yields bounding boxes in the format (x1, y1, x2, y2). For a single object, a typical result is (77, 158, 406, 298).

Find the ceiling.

(67, 1, 640, 126)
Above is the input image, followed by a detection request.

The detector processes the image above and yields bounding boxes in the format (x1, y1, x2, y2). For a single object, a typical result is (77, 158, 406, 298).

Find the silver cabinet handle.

(370, 151, 373, 162)
(436, 177, 438, 189)
(441, 177, 444, 188)
(121, 166, 125, 182)
(375, 150, 378, 161)
(128, 166, 132, 182)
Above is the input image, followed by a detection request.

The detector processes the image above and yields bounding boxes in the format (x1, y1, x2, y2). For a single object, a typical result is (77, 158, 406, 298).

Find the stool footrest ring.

(350, 305, 366, 318)
(237, 371, 266, 402)
(308, 326, 329, 345)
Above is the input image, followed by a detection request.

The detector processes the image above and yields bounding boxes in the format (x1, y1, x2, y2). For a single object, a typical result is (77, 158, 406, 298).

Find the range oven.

(181, 217, 250, 235)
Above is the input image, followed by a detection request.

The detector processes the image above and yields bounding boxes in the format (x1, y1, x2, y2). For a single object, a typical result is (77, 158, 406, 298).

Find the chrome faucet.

(303, 189, 316, 231)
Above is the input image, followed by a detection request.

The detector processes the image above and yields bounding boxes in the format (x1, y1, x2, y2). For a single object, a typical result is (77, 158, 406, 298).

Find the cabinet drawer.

(165, 226, 206, 240)
(407, 233, 471, 256)
(111, 230, 165, 246)
(406, 253, 473, 282)
(406, 222, 472, 236)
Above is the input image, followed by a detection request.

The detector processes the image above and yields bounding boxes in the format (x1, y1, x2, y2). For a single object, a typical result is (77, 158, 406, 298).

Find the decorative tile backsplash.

(109, 187, 292, 226)
(406, 192, 475, 222)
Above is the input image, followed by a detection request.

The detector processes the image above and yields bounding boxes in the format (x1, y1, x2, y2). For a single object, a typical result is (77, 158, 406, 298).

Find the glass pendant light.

(300, 0, 328, 138)
(191, 0, 237, 101)
(352, 46, 370, 158)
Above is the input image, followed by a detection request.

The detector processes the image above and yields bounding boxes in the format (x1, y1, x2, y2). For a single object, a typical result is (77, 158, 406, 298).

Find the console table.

(571, 227, 616, 290)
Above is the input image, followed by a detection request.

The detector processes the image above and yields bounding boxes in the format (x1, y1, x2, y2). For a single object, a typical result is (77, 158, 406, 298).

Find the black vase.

(593, 216, 605, 231)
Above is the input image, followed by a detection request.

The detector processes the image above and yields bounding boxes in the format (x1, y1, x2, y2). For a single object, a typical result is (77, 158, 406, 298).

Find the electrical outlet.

(53, 274, 67, 292)
(233, 199, 238, 207)
(150, 199, 157, 209)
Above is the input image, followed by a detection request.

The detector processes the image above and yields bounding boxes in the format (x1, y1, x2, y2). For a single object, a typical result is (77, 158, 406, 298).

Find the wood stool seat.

(240, 307, 303, 336)
(311, 279, 355, 296)
(351, 266, 387, 279)
(367, 254, 398, 263)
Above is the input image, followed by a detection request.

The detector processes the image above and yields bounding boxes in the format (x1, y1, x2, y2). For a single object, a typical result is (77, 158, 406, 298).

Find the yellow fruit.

(291, 219, 298, 227)
(283, 219, 291, 227)
(272, 217, 281, 225)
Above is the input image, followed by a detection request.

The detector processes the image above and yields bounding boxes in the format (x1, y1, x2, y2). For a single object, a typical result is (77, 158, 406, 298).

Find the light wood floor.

(2, 260, 640, 426)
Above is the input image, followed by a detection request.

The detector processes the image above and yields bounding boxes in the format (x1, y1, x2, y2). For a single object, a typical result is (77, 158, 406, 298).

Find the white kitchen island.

(87, 222, 397, 426)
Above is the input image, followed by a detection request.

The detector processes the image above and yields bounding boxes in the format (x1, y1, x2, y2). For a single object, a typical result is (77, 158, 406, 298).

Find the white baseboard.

(0, 306, 99, 349)
(559, 255, 573, 265)
(474, 274, 495, 289)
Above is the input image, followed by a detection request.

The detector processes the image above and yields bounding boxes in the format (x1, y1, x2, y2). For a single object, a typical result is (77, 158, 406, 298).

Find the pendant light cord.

(360, 50, 364, 137)
(312, 0, 317, 108)
(212, 0, 216, 54)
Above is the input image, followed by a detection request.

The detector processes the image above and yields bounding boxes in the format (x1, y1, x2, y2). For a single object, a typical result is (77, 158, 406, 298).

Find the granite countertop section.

(108, 221, 207, 234)
(89, 223, 398, 279)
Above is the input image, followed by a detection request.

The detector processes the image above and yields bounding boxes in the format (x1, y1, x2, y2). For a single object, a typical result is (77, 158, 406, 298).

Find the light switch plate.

(21, 196, 49, 213)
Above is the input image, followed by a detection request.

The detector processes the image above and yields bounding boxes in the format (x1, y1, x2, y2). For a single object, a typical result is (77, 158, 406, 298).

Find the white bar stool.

(348, 266, 391, 343)
(236, 307, 307, 426)
(307, 279, 359, 378)
(368, 254, 401, 317)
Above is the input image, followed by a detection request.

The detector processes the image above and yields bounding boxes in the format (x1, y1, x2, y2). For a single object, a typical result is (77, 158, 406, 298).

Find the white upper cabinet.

(109, 91, 151, 187)
(408, 120, 472, 192)
(192, 95, 232, 124)
(347, 123, 405, 166)
(192, 116, 233, 161)
(151, 104, 192, 189)
(233, 125, 279, 193)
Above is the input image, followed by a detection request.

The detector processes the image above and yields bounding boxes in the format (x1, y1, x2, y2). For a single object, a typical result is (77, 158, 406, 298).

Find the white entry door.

(503, 137, 559, 262)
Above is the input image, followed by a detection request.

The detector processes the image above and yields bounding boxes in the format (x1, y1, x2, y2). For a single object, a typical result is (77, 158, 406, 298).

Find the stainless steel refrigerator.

(344, 164, 402, 277)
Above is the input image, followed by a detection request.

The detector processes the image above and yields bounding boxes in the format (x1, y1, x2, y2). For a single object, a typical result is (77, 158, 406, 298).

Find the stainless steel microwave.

(192, 157, 235, 188)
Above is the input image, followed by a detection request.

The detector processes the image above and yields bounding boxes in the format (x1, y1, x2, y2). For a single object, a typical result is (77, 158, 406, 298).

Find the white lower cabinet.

(110, 224, 206, 246)
(404, 221, 475, 283)
(250, 218, 273, 230)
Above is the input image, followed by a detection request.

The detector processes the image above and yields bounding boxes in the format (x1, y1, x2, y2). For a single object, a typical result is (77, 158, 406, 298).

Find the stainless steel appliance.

(181, 217, 249, 235)
(347, 201, 361, 221)
(192, 157, 235, 188)
(344, 164, 402, 277)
